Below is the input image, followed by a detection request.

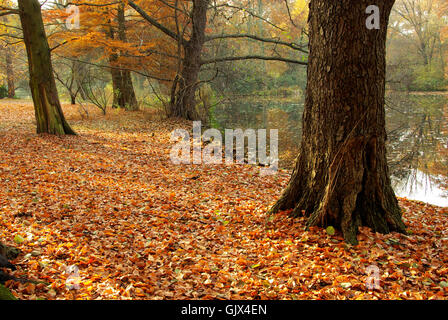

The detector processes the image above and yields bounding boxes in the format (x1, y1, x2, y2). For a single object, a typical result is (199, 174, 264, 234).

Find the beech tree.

(391, 0, 442, 67)
(0, 6, 17, 98)
(49, 1, 141, 111)
(128, 0, 307, 120)
(107, 3, 138, 110)
(4, 46, 14, 98)
(18, 0, 75, 134)
(128, 0, 210, 120)
(268, 0, 407, 244)
(48, 0, 307, 120)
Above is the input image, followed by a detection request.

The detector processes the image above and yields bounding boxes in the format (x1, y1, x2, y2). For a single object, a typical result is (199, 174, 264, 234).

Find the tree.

(108, 3, 138, 110)
(438, 0, 448, 76)
(268, 0, 407, 244)
(4, 46, 14, 97)
(53, 59, 87, 105)
(391, 0, 442, 66)
(128, 0, 210, 120)
(48, 1, 142, 111)
(47, 0, 307, 120)
(0, 5, 19, 98)
(17, 0, 75, 134)
(387, 0, 447, 91)
(128, 0, 308, 120)
(168, 0, 209, 120)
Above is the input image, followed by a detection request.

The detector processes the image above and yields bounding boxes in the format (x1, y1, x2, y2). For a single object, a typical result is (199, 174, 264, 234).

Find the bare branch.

(201, 55, 307, 65)
(128, 0, 187, 46)
(205, 33, 308, 53)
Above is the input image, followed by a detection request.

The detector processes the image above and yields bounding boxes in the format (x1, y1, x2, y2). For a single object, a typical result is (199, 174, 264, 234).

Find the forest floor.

(0, 99, 447, 300)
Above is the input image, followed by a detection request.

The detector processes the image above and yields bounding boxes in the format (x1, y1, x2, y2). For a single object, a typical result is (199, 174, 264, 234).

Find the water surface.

(212, 92, 448, 207)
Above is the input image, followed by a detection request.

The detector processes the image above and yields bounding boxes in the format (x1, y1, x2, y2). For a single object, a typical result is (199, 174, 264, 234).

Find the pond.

(212, 92, 448, 207)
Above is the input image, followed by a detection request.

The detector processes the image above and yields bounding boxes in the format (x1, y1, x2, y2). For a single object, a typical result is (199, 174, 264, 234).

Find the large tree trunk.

(112, 68, 137, 110)
(109, 3, 138, 111)
(109, 55, 138, 111)
(169, 0, 209, 120)
(18, 0, 75, 135)
(5, 47, 15, 98)
(269, 0, 407, 244)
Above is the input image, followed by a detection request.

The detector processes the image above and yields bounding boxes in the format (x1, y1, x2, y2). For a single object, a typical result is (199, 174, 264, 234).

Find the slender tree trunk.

(5, 47, 15, 98)
(169, 0, 209, 120)
(108, 21, 123, 109)
(257, 0, 266, 92)
(108, 3, 138, 110)
(69, 60, 78, 105)
(116, 3, 138, 111)
(109, 52, 122, 109)
(18, 0, 75, 135)
(268, 0, 406, 244)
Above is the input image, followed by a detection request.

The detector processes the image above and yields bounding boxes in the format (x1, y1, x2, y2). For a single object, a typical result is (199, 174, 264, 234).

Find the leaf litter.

(0, 100, 447, 300)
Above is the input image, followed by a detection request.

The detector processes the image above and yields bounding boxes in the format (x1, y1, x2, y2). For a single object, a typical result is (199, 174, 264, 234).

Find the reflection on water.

(386, 92, 448, 206)
(213, 92, 448, 207)
(394, 169, 448, 207)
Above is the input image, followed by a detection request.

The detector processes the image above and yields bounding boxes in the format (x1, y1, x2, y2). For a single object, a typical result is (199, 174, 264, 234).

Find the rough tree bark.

(268, 0, 407, 244)
(109, 3, 138, 111)
(169, 0, 209, 120)
(18, 0, 75, 135)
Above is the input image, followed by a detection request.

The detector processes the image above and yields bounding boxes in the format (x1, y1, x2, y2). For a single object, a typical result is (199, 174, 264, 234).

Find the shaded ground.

(0, 100, 447, 300)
